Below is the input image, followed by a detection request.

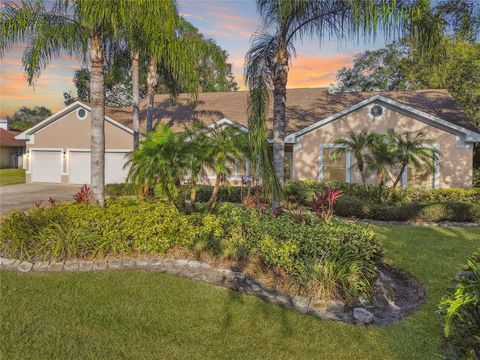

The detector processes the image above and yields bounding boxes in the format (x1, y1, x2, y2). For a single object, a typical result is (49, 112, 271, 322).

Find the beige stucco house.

(16, 88, 480, 188)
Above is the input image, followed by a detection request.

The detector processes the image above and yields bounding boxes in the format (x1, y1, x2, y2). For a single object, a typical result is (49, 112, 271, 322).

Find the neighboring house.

(16, 88, 480, 188)
(0, 119, 26, 169)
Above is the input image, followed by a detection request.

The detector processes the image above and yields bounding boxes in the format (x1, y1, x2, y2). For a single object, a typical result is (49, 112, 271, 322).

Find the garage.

(30, 150, 62, 183)
(69, 151, 90, 184)
(68, 150, 129, 185)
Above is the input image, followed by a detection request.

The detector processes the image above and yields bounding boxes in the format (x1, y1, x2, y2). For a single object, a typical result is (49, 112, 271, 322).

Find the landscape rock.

(48, 261, 64, 272)
(353, 308, 375, 324)
(108, 259, 123, 270)
(78, 261, 93, 271)
(64, 260, 79, 272)
(32, 261, 49, 272)
(92, 261, 108, 271)
(17, 261, 33, 272)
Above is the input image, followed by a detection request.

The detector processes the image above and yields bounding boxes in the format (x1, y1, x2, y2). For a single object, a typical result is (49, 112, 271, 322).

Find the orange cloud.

(232, 53, 354, 90)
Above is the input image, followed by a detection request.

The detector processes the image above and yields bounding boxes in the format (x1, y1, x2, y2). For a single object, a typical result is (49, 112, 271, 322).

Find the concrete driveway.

(0, 184, 80, 213)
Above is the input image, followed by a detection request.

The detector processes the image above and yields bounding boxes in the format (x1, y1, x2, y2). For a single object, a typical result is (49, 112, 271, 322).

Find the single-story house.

(0, 119, 26, 169)
(16, 88, 480, 188)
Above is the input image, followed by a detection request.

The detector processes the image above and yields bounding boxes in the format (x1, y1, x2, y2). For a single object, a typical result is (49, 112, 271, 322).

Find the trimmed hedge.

(334, 196, 480, 223)
(283, 180, 480, 205)
(0, 199, 382, 302)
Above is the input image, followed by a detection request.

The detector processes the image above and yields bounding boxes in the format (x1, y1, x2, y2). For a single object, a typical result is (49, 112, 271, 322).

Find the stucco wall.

(293, 103, 473, 188)
(0, 146, 10, 168)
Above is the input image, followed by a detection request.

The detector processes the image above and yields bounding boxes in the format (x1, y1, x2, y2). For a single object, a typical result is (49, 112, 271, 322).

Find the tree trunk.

(392, 164, 406, 189)
(89, 33, 105, 206)
(272, 41, 289, 209)
(131, 50, 140, 148)
(146, 58, 158, 133)
(208, 176, 222, 210)
(190, 179, 197, 209)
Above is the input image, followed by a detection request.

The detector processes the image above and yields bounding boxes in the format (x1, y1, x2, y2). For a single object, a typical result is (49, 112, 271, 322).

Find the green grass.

(1, 226, 479, 360)
(0, 168, 25, 186)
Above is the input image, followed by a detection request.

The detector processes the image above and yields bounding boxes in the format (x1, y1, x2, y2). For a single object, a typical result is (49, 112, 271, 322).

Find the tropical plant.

(390, 131, 439, 190)
(333, 130, 374, 188)
(73, 184, 93, 204)
(244, 0, 442, 209)
(125, 124, 194, 207)
(201, 125, 250, 210)
(312, 188, 343, 221)
(1, 0, 117, 205)
(438, 250, 480, 359)
(366, 133, 397, 202)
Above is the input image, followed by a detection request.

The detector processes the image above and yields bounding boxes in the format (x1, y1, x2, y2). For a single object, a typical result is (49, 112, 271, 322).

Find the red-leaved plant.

(312, 188, 343, 221)
(73, 184, 93, 204)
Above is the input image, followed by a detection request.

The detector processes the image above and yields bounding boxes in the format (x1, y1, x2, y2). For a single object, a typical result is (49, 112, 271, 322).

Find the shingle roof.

(105, 88, 479, 136)
(0, 129, 26, 147)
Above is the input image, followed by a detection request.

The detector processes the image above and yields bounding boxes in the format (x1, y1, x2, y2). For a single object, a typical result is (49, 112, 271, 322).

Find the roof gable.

(15, 101, 134, 140)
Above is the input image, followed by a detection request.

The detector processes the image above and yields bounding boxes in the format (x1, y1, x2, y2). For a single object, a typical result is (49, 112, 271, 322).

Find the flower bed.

(0, 199, 382, 304)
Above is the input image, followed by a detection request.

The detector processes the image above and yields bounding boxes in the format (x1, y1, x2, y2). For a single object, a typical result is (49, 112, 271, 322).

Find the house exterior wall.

(293, 104, 473, 188)
(0, 146, 10, 168)
(25, 108, 134, 184)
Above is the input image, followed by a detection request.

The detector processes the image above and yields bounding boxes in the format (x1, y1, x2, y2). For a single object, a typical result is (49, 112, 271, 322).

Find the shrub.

(473, 169, 480, 188)
(73, 184, 93, 204)
(438, 251, 480, 359)
(0, 200, 382, 303)
(312, 188, 343, 221)
(105, 183, 136, 197)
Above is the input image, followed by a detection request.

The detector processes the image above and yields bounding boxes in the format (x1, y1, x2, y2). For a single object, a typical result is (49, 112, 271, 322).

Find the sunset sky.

(0, 0, 388, 118)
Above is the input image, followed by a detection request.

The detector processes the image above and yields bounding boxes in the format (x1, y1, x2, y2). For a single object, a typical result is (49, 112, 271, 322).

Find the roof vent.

(368, 104, 385, 120)
(76, 108, 87, 120)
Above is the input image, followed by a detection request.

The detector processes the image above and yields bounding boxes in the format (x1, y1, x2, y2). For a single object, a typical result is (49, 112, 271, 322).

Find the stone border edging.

(0, 256, 424, 325)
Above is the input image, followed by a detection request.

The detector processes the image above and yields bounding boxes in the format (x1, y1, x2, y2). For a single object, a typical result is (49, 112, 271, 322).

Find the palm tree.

(125, 124, 194, 206)
(366, 133, 396, 202)
(1, 0, 117, 205)
(245, 0, 441, 209)
(117, 0, 178, 144)
(333, 130, 373, 188)
(202, 125, 249, 210)
(143, 19, 228, 134)
(390, 131, 439, 189)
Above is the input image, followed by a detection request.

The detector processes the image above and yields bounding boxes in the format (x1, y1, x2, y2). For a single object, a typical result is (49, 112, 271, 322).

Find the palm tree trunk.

(272, 41, 289, 208)
(146, 58, 158, 133)
(392, 164, 406, 189)
(89, 33, 105, 206)
(208, 176, 222, 210)
(131, 50, 140, 148)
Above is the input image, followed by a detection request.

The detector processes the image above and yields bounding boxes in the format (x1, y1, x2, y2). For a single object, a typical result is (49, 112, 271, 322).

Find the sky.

(0, 0, 389, 118)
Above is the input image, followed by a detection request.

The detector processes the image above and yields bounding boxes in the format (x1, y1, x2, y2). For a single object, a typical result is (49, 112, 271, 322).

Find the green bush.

(0, 200, 382, 302)
(333, 197, 480, 223)
(438, 251, 480, 359)
(473, 169, 480, 188)
(284, 180, 480, 205)
(105, 183, 136, 197)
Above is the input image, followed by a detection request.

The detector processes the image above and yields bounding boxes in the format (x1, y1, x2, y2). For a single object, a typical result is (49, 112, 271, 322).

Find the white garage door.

(68, 151, 129, 185)
(31, 150, 62, 183)
(69, 151, 90, 185)
(105, 152, 129, 184)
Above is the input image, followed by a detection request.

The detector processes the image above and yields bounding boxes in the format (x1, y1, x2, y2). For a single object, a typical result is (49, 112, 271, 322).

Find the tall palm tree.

(390, 131, 439, 189)
(143, 19, 228, 133)
(333, 130, 373, 188)
(117, 0, 177, 145)
(245, 0, 441, 209)
(1, 0, 115, 205)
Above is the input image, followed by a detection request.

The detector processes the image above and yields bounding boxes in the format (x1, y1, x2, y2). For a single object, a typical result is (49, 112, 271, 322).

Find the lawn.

(1, 225, 479, 360)
(0, 168, 25, 186)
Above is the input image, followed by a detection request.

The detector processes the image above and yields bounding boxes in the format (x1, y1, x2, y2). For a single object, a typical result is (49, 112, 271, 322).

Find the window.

(236, 159, 246, 177)
(407, 167, 433, 188)
(322, 147, 346, 181)
(77, 108, 87, 120)
(370, 105, 383, 117)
